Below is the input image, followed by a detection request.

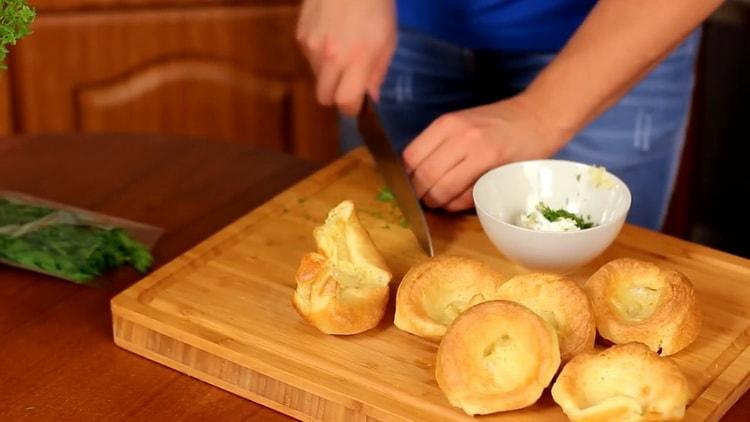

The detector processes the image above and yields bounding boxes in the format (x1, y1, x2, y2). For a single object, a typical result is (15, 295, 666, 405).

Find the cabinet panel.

(0, 72, 12, 136)
(12, 5, 337, 160)
(78, 59, 290, 149)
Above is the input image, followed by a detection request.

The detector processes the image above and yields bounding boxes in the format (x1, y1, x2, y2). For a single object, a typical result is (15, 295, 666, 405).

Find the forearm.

(523, 0, 723, 146)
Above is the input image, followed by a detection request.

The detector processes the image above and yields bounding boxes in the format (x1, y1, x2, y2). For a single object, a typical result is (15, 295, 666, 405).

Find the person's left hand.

(402, 94, 570, 211)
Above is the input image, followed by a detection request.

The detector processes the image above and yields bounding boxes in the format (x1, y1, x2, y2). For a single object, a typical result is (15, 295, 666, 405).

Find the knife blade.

(357, 98, 434, 257)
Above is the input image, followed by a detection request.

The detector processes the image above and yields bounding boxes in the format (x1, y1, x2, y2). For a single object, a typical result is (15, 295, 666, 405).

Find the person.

(295, 0, 723, 230)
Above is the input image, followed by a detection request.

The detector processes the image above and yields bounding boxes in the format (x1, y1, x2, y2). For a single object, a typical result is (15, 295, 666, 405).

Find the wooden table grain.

(0, 133, 746, 421)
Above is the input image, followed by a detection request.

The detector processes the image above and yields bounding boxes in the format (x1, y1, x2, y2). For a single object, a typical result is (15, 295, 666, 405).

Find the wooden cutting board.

(111, 148, 750, 421)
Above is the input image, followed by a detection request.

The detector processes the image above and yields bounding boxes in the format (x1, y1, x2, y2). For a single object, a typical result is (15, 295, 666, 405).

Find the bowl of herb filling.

(472, 160, 631, 272)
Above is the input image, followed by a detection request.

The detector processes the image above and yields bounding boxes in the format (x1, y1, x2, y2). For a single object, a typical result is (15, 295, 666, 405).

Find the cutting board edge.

(111, 313, 334, 422)
(110, 299, 436, 422)
(110, 284, 749, 422)
(687, 345, 750, 421)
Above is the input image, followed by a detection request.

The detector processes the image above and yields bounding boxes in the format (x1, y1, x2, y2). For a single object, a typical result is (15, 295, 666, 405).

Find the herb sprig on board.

(376, 186, 396, 203)
(0, 0, 35, 68)
(537, 202, 594, 230)
(375, 186, 408, 227)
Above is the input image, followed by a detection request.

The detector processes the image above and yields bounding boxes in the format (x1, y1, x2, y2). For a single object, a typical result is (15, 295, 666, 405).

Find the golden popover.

(292, 200, 392, 335)
(584, 258, 701, 355)
(497, 273, 596, 362)
(551, 342, 689, 422)
(435, 300, 561, 415)
(394, 255, 506, 341)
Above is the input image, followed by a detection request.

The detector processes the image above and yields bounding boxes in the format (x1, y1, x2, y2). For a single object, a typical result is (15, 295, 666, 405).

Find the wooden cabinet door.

(77, 59, 292, 151)
(0, 72, 12, 136)
(11, 5, 337, 161)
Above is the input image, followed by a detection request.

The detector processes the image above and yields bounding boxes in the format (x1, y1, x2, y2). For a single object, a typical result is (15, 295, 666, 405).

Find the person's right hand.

(296, 0, 396, 116)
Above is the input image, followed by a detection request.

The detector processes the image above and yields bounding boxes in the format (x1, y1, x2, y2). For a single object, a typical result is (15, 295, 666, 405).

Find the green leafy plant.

(0, 197, 53, 226)
(0, 198, 154, 284)
(0, 225, 154, 283)
(0, 0, 35, 68)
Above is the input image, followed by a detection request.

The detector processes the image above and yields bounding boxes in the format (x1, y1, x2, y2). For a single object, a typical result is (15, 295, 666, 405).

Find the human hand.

(296, 0, 396, 116)
(402, 95, 571, 211)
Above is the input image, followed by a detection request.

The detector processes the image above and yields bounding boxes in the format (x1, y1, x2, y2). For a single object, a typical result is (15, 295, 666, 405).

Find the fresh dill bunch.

(0, 0, 35, 68)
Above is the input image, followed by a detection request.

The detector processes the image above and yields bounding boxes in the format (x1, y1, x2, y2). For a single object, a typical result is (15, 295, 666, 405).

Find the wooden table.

(0, 133, 747, 421)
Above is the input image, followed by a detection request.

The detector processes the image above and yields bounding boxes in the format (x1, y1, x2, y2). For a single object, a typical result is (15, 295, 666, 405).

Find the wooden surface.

(0, 133, 316, 421)
(7, 1, 338, 162)
(0, 71, 12, 136)
(112, 148, 750, 421)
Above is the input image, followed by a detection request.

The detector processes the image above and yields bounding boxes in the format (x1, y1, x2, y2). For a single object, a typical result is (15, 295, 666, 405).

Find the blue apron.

(397, 0, 597, 51)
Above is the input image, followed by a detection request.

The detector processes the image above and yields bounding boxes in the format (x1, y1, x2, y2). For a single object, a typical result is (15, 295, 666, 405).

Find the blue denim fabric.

(339, 29, 701, 230)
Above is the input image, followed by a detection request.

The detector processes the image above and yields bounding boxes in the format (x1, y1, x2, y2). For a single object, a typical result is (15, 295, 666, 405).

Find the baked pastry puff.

(436, 300, 561, 415)
(292, 200, 392, 335)
(584, 258, 701, 355)
(497, 273, 596, 362)
(394, 255, 506, 341)
(552, 342, 689, 422)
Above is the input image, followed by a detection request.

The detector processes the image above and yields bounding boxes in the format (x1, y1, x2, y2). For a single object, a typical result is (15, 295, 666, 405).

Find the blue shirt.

(397, 0, 597, 52)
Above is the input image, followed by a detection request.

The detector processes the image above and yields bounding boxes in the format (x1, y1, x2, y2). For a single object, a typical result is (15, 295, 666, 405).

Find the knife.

(357, 98, 435, 257)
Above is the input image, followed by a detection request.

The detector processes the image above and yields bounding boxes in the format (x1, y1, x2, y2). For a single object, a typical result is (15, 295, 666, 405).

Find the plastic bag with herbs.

(0, 191, 162, 284)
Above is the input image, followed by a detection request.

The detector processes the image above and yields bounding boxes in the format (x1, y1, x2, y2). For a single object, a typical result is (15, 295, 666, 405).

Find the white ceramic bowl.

(473, 160, 631, 272)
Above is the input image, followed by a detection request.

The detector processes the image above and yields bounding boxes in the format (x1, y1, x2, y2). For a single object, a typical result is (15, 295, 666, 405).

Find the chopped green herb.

(398, 218, 409, 228)
(0, 198, 53, 226)
(0, 224, 153, 283)
(376, 187, 395, 203)
(536, 202, 594, 230)
(576, 174, 581, 182)
(0, 199, 154, 283)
